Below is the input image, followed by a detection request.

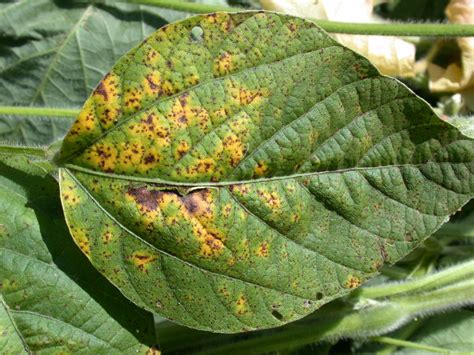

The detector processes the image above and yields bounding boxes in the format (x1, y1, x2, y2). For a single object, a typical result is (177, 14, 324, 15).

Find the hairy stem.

(0, 106, 79, 118)
(0, 145, 47, 158)
(122, 0, 474, 37)
(157, 278, 474, 354)
(357, 259, 474, 299)
(372, 336, 447, 353)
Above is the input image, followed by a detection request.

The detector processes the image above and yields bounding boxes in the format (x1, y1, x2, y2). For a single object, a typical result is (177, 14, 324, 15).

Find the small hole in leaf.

(316, 292, 323, 300)
(271, 310, 283, 320)
(190, 26, 204, 42)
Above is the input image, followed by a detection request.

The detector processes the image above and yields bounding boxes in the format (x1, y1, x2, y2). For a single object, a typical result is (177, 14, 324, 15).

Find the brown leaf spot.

(127, 186, 164, 212)
(344, 276, 361, 289)
(130, 251, 157, 272)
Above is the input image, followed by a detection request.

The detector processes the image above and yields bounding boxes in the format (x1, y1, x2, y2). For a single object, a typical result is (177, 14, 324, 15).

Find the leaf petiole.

(371, 336, 448, 353)
(121, 0, 474, 37)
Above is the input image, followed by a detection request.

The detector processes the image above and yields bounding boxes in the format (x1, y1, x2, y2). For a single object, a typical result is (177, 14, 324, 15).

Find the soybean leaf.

(396, 310, 474, 354)
(58, 12, 474, 333)
(0, 0, 188, 145)
(0, 154, 158, 353)
(0, 295, 25, 354)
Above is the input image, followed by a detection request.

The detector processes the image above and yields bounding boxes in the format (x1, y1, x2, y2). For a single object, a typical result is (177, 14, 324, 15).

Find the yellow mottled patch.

(84, 143, 118, 172)
(222, 203, 232, 218)
(191, 220, 225, 258)
(214, 51, 233, 76)
(142, 71, 162, 98)
(119, 141, 145, 168)
(219, 286, 230, 297)
(168, 95, 193, 128)
(174, 139, 191, 160)
(162, 80, 174, 95)
(102, 230, 114, 244)
(0, 279, 17, 291)
(228, 113, 251, 133)
(134, 146, 160, 173)
(158, 192, 180, 208)
(184, 158, 217, 178)
(257, 189, 282, 209)
(256, 242, 269, 257)
(93, 72, 121, 129)
(228, 82, 267, 106)
(254, 161, 268, 177)
(211, 107, 227, 125)
(128, 113, 171, 145)
(146, 346, 161, 355)
(143, 47, 160, 66)
(220, 15, 234, 33)
(227, 257, 236, 267)
(204, 13, 219, 24)
(185, 72, 200, 86)
(130, 251, 157, 272)
(74, 228, 91, 256)
(67, 100, 99, 138)
(344, 276, 361, 289)
(235, 295, 249, 315)
(61, 178, 81, 206)
(222, 133, 245, 167)
(124, 86, 143, 113)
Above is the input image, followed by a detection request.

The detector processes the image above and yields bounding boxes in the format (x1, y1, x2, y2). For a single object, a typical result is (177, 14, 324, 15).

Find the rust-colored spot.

(257, 189, 282, 209)
(344, 276, 361, 289)
(130, 251, 157, 272)
(102, 230, 113, 244)
(127, 186, 164, 211)
(256, 242, 269, 257)
(235, 294, 248, 315)
(146, 345, 161, 355)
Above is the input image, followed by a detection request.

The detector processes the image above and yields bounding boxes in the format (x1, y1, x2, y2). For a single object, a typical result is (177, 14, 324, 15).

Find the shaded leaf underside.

(0, 155, 157, 352)
(59, 12, 474, 333)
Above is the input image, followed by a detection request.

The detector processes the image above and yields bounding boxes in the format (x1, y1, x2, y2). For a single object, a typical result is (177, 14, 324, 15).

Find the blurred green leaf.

(0, 154, 158, 353)
(0, 0, 189, 145)
(395, 310, 474, 354)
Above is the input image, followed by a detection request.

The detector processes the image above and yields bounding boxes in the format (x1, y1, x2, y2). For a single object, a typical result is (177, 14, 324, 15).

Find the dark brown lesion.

(94, 80, 109, 100)
(127, 186, 165, 211)
(182, 189, 211, 216)
(127, 186, 212, 216)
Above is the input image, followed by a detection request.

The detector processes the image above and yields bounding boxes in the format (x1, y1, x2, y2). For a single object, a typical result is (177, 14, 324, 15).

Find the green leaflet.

(0, 0, 187, 145)
(395, 310, 474, 354)
(0, 154, 158, 353)
(58, 12, 474, 333)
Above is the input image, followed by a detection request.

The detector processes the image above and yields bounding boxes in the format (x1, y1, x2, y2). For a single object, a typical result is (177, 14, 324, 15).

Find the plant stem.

(0, 106, 79, 118)
(358, 259, 474, 299)
(372, 336, 447, 353)
(376, 319, 425, 354)
(122, 0, 474, 37)
(157, 279, 473, 355)
(0, 145, 47, 158)
(125, 0, 238, 12)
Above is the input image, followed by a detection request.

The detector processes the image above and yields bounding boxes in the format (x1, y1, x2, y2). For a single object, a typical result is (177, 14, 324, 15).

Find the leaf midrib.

(63, 161, 473, 188)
